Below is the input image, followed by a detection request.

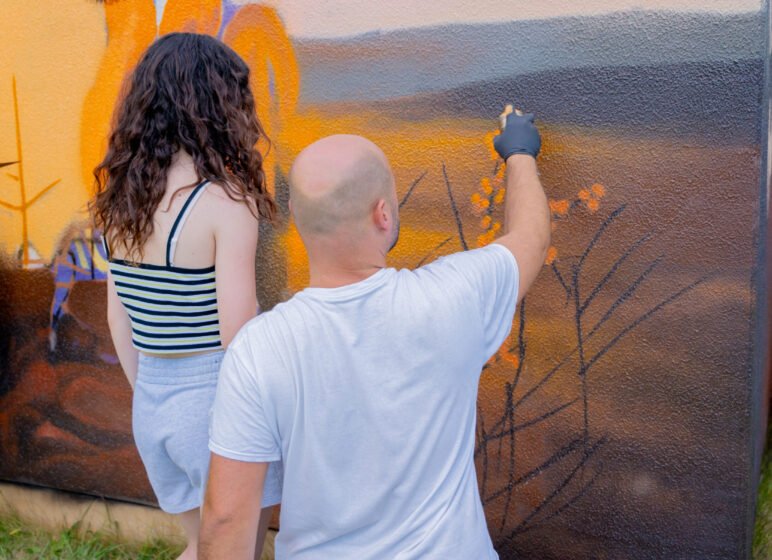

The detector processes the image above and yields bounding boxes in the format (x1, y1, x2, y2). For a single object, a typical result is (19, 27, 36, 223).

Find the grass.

(0, 513, 182, 559)
(755, 426, 772, 560)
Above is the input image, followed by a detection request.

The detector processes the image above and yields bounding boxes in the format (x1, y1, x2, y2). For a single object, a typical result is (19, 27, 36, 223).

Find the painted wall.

(0, 0, 768, 558)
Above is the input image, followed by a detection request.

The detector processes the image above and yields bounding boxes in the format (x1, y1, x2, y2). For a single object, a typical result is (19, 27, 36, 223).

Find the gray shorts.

(134, 351, 282, 513)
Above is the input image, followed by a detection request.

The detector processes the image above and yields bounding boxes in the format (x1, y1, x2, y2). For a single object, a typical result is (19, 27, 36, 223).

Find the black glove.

(493, 111, 541, 160)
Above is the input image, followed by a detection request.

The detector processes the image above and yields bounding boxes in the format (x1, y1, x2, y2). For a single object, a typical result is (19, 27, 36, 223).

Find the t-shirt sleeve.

(208, 340, 281, 462)
(423, 243, 519, 359)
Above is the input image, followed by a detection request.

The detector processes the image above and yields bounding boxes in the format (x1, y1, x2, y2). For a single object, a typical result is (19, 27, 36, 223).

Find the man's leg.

(254, 505, 275, 559)
(177, 507, 200, 560)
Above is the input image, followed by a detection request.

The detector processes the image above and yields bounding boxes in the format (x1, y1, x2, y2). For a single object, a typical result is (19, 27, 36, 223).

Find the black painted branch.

(585, 276, 708, 372)
(576, 204, 626, 272)
(484, 398, 578, 442)
(483, 437, 585, 505)
(497, 383, 517, 533)
(551, 261, 572, 298)
(479, 406, 489, 498)
(515, 468, 603, 535)
(399, 170, 428, 209)
(507, 436, 605, 538)
(441, 162, 468, 251)
(495, 388, 511, 475)
(511, 298, 526, 391)
(584, 255, 665, 343)
(572, 261, 589, 449)
(510, 259, 699, 416)
(417, 236, 454, 267)
(580, 232, 652, 314)
(514, 398, 579, 433)
(511, 347, 578, 412)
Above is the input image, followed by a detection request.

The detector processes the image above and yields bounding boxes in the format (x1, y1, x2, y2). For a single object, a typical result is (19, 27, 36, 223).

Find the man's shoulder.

(415, 244, 517, 275)
(230, 296, 303, 354)
(225, 300, 304, 385)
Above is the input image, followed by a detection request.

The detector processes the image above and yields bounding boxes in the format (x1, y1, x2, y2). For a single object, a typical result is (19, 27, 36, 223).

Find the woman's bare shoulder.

(201, 181, 259, 226)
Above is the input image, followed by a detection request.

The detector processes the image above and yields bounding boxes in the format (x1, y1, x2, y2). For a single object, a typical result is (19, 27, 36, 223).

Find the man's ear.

(372, 198, 391, 232)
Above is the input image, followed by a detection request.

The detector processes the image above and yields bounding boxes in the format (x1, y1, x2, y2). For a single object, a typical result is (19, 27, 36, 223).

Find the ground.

(0, 516, 181, 559)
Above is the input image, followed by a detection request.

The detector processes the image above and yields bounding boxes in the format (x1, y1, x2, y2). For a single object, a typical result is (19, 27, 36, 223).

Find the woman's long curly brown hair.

(90, 32, 276, 261)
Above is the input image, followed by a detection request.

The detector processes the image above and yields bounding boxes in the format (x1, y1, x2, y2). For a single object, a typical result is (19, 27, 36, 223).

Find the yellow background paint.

(0, 0, 104, 259)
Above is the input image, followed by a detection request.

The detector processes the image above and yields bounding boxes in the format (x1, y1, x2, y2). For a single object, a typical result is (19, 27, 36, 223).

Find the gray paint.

(295, 11, 764, 103)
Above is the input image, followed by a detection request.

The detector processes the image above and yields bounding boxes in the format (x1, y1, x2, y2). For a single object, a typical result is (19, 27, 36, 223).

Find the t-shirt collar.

(298, 267, 394, 302)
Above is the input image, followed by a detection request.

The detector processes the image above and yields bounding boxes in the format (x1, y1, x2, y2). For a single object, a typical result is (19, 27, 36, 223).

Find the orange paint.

(550, 199, 569, 215)
(80, 1, 299, 202)
(80, 0, 156, 195)
(159, 0, 221, 36)
(502, 353, 519, 369)
(224, 5, 299, 197)
(545, 246, 558, 265)
(476, 229, 497, 248)
(223, 5, 298, 123)
(484, 131, 498, 160)
(282, 221, 309, 292)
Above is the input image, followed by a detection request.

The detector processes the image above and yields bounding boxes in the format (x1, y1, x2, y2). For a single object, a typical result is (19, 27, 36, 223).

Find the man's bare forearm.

(491, 109, 551, 301)
(199, 512, 259, 559)
(199, 455, 267, 560)
(502, 154, 550, 256)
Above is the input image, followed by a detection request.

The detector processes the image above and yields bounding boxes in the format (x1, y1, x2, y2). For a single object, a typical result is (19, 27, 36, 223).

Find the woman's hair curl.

(90, 32, 276, 260)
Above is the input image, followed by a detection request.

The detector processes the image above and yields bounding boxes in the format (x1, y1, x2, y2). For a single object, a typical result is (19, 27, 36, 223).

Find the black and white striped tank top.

(104, 180, 223, 354)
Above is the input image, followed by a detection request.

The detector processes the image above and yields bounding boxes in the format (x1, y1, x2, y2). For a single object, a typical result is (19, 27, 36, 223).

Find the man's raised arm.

(492, 109, 551, 302)
(199, 454, 268, 560)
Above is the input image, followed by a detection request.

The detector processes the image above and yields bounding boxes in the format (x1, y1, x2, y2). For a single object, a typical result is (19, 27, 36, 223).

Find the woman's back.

(106, 152, 263, 356)
(109, 152, 217, 270)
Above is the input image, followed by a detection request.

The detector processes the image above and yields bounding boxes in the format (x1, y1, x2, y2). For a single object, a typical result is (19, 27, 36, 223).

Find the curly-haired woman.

(90, 32, 281, 560)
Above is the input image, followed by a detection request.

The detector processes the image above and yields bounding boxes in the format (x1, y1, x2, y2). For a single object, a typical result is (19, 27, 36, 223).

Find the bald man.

(200, 111, 550, 559)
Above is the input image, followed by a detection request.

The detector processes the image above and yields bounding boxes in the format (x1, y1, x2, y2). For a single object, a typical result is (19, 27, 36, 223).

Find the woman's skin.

(106, 149, 274, 560)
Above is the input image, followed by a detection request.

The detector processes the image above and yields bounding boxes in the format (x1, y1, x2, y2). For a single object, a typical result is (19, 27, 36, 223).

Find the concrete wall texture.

(0, 1, 769, 558)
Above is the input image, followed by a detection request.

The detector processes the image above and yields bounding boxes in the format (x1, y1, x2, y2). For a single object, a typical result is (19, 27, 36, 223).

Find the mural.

(0, 0, 768, 558)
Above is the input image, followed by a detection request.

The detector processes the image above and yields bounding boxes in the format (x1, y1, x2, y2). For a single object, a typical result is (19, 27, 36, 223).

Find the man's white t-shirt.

(210, 243, 519, 559)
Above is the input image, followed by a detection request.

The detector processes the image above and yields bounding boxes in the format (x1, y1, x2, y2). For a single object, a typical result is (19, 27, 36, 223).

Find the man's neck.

(307, 256, 387, 289)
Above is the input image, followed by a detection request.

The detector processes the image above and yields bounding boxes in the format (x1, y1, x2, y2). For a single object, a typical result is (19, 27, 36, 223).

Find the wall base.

(0, 482, 275, 558)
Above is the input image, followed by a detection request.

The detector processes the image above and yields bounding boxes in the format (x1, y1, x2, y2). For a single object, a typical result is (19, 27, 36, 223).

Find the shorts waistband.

(137, 350, 225, 384)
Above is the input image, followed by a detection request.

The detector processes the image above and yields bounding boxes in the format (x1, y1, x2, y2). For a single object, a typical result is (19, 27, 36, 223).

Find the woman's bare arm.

(106, 270, 138, 389)
(213, 192, 260, 347)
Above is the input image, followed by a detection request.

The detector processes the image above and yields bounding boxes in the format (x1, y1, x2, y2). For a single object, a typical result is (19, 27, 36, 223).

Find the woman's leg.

(254, 505, 274, 560)
(177, 507, 201, 560)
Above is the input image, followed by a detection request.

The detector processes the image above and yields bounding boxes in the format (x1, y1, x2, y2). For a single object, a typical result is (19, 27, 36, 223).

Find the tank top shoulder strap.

(166, 179, 210, 267)
(101, 234, 111, 260)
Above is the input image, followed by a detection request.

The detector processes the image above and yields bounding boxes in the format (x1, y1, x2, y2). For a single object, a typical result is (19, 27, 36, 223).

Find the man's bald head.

(289, 135, 396, 237)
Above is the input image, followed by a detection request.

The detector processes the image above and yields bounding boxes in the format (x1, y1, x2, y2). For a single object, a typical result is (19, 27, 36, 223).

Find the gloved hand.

(493, 110, 541, 160)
